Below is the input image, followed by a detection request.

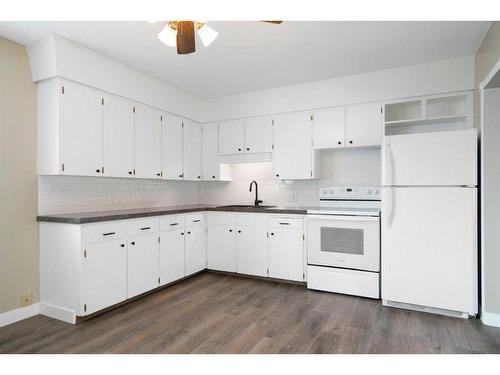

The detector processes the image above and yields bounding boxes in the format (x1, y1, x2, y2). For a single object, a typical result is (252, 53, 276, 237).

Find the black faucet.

(249, 180, 263, 206)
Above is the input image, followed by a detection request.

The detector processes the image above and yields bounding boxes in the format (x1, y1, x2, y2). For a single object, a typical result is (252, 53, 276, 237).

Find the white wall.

(202, 56, 474, 122)
(28, 35, 203, 121)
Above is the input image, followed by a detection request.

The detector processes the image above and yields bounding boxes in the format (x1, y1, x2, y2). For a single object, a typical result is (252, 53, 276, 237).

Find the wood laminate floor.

(1, 272, 500, 354)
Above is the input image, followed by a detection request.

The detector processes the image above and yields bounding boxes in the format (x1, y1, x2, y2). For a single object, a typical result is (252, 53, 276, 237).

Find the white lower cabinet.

(236, 226, 268, 277)
(268, 225, 305, 282)
(85, 239, 127, 315)
(207, 224, 237, 272)
(185, 223, 206, 275)
(159, 228, 185, 286)
(206, 213, 305, 281)
(127, 233, 160, 298)
(39, 211, 304, 324)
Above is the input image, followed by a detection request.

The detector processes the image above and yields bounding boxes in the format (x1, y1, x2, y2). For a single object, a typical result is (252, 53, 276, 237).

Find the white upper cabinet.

(244, 117, 273, 153)
(162, 114, 184, 180)
(219, 117, 273, 155)
(182, 120, 202, 181)
(134, 104, 162, 179)
(103, 94, 135, 178)
(345, 103, 382, 148)
(202, 122, 220, 180)
(60, 80, 104, 176)
(313, 107, 345, 149)
(273, 111, 317, 179)
(219, 119, 245, 155)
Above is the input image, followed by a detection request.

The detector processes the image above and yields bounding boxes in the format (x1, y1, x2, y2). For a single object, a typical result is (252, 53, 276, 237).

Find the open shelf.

(384, 93, 471, 136)
(385, 100, 422, 123)
(426, 95, 467, 119)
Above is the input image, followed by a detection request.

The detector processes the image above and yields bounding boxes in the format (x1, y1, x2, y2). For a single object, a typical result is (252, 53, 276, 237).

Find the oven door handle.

(306, 215, 379, 222)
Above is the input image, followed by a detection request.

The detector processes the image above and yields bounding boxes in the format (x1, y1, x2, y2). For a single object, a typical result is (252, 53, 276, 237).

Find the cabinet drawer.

(207, 212, 236, 225)
(236, 213, 268, 227)
(160, 215, 185, 231)
(127, 218, 159, 236)
(185, 213, 204, 227)
(268, 217, 303, 229)
(84, 222, 126, 244)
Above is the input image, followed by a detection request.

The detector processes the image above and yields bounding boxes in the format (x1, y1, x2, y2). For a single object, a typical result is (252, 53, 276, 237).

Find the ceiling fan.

(158, 21, 283, 55)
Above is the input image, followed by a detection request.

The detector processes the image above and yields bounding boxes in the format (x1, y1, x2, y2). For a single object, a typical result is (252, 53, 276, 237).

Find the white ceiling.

(0, 21, 490, 98)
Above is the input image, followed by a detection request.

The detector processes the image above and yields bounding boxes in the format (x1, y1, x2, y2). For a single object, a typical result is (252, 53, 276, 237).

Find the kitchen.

(1, 9, 500, 369)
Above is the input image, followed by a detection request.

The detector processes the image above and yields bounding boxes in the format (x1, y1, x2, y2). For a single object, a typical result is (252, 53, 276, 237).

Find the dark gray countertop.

(37, 204, 310, 224)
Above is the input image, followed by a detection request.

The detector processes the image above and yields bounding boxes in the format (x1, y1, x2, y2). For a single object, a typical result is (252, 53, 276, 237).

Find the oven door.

(307, 215, 380, 272)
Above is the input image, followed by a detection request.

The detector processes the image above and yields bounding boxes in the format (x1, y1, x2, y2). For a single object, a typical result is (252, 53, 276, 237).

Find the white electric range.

(306, 186, 381, 299)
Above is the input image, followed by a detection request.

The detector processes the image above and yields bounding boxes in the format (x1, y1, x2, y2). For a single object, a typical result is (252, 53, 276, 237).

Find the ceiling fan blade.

(176, 21, 196, 54)
(261, 21, 283, 24)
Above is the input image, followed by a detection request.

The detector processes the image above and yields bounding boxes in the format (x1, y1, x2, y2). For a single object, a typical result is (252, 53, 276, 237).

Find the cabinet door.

(244, 117, 273, 153)
(313, 107, 345, 149)
(268, 228, 304, 282)
(273, 112, 313, 179)
(103, 94, 135, 178)
(202, 122, 220, 180)
(162, 115, 184, 180)
(134, 104, 162, 179)
(345, 103, 382, 148)
(61, 81, 103, 176)
(207, 225, 237, 272)
(159, 229, 185, 286)
(183, 120, 202, 181)
(85, 239, 127, 315)
(185, 225, 206, 276)
(219, 119, 245, 155)
(236, 226, 268, 277)
(127, 233, 159, 298)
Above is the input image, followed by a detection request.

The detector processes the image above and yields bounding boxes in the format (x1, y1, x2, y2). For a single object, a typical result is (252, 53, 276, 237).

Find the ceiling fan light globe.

(197, 24, 218, 47)
(158, 25, 177, 47)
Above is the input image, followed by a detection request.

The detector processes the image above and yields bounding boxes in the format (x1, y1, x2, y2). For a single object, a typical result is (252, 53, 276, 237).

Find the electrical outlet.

(21, 292, 33, 307)
(288, 191, 297, 202)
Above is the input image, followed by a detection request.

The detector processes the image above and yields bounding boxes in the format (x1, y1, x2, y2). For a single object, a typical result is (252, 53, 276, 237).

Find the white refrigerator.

(381, 129, 478, 317)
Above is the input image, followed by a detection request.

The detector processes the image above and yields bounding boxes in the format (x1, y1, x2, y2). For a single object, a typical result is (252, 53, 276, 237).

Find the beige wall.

(475, 22, 500, 87)
(0, 37, 38, 313)
(475, 22, 500, 318)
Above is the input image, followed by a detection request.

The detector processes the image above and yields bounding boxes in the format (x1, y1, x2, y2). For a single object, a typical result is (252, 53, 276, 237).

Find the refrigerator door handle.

(385, 188, 394, 229)
(384, 139, 393, 186)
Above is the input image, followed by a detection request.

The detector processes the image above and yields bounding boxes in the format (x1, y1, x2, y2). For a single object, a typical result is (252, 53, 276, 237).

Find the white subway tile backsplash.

(38, 148, 381, 214)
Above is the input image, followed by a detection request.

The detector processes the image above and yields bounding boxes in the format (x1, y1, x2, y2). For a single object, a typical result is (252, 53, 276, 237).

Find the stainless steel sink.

(216, 205, 276, 209)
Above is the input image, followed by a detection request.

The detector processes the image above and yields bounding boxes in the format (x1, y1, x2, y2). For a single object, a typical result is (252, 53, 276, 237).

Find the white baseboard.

(0, 303, 40, 328)
(481, 311, 500, 327)
(39, 303, 76, 324)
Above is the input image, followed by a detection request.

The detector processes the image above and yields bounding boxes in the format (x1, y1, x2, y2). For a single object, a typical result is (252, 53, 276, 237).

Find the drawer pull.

(279, 222, 290, 225)
(140, 227, 151, 231)
(170, 223, 179, 226)
(102, 232, 116, 236)
(131, 241, 136, 245)
(193, 219, 201, 223)
(120, 244, 125, 248)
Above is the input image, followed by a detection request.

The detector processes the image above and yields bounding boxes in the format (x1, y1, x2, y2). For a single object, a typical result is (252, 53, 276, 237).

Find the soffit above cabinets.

(0, 21, 490, 98)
